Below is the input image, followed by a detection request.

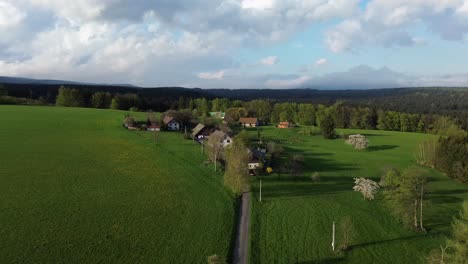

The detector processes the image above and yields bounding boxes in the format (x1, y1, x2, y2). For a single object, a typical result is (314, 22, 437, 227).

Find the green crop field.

(1, 105, 467, 264)
(248, 127, 468, 264)
(0, 105, 234, 263)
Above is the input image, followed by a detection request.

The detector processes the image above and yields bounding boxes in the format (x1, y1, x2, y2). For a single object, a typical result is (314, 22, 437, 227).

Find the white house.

(163, 116, 180, 131)
(210, 130, 233, 147)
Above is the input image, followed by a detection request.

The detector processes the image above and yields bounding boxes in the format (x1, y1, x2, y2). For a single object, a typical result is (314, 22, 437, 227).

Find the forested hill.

(1, 78, 467, 116)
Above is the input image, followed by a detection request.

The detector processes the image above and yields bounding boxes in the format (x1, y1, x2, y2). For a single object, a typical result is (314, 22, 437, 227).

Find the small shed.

(209, 112, 226, 119)
(278, 122, 290, 128)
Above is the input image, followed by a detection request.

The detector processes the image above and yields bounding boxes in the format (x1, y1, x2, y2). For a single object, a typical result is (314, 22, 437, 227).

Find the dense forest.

(1, 82, 467, 129)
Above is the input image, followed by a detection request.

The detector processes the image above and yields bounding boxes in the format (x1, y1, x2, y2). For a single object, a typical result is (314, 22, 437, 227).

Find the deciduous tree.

(353, 178, 379, 200)
(224, 138, 250, 194)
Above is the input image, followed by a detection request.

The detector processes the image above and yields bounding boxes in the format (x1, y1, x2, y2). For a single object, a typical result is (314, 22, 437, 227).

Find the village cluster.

(122, 111, 298, 175)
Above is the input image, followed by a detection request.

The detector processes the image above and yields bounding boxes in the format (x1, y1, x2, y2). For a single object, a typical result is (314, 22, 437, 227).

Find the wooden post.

(214, 152, 217, 172)
(420, 185, 424, 230)
(259, 179, 262, 202)
(331, 221, 335, 251)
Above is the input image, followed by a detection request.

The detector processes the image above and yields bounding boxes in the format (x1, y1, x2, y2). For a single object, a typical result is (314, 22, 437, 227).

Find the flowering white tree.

(353, 178, 380, 200)
(346, 134, 369, 150)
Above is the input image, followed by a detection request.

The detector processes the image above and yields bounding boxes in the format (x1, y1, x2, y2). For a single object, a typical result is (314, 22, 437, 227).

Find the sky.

(1, 0, 468, 89)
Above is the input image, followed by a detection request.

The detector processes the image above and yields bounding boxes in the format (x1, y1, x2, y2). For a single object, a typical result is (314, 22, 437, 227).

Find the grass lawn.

(248, 126, 468, 264)
(0, 105, 234, 263)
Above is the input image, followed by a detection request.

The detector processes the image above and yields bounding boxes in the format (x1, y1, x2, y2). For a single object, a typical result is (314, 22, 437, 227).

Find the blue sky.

(1, 0, 468, 89)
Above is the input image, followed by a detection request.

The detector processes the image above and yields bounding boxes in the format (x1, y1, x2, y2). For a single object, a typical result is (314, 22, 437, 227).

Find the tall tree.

(296, 104, 315, 125)
(207, 132, 224, 172)
(0, 84, 7, 96)
(384, 167, 428, 230)
(91, 92, 112, 109)
(320, 113, 336, 139)
(224, 138, 250, 194)
(55, 86, 84, 107)
(446, 201, 468, 263)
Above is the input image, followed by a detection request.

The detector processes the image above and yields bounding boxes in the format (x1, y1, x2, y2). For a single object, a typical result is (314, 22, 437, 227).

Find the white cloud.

(260, 56, 278, 66)
(241, 0, 274, 10)
(0, 1, 26, 29)
(29, 0, 105, 23)
(326, 0, 468, 52)
(326, 19, 362, 53)
(315, 58, 328, 66)
(265, 75, 311, 89)
(197, 70, 225, 80)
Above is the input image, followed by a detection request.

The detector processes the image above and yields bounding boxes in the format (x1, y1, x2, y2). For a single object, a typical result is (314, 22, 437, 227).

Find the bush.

(311, 172, 320, 183)
(345, 134, 369, 150)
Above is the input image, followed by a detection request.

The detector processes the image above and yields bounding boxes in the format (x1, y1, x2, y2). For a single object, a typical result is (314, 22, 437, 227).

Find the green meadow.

(0, 105, 234, 263)
(248, 127, 468, 264)
(1, 105, 467, 264)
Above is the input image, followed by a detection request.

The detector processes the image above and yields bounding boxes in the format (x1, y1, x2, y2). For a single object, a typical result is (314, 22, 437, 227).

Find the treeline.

(415, 118, 467, 183)
(2, 82, 467, 128)
(23, 86, 467, 136)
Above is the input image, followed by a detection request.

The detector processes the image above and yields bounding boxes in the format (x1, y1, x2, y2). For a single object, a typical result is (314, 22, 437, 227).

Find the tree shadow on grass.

(258, 176, 355, 200)
(282, 146, 360, 173)
(360, 133, 389, 137)
(349, 233, 433, 250)
(430, 195, 463, 204)
(296, 257, 346, 264)
(367, 145, 399, 152)
(258, 146, 359, 200)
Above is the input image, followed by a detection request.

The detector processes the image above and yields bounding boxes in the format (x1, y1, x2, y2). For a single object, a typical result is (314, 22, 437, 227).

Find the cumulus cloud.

(260, 56, 278, 66)
(241, 0, 274, 10)
(198, 70, 225, 80)
(0, 0, 363, 86)
(1, 0, 468, 88)
(326, 0, 468, 52)
(0, 1, 26, 29)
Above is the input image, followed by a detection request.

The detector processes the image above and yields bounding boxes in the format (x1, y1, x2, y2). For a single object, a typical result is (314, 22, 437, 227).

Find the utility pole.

(259, 179, 262, 202)
(331, 221, 335, 251)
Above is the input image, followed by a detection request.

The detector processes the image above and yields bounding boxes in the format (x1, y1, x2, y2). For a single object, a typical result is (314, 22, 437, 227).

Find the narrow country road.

(233, 191, 251, 264)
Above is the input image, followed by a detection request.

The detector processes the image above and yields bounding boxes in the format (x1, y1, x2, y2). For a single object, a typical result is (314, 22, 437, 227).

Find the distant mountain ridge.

(0, 76, 136, 88)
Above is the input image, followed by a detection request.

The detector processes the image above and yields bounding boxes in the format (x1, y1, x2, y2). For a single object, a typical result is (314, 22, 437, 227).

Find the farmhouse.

(209, 130, 233, 147)
(163, 116, 180, 131)
(192, 123, 211, 140)
(248, 148, 266, 173)
(278, 121, 291, 128)
(209, 111, 226, 119)
(239, 117, 259, 127)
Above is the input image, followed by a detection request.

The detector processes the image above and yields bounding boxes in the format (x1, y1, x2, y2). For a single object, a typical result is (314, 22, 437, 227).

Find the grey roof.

(210, 130, 227, 139)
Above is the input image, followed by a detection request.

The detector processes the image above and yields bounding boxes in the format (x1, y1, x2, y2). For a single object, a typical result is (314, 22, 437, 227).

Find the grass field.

(0, 105, 234, 263)
(248, 127, 468, 264)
